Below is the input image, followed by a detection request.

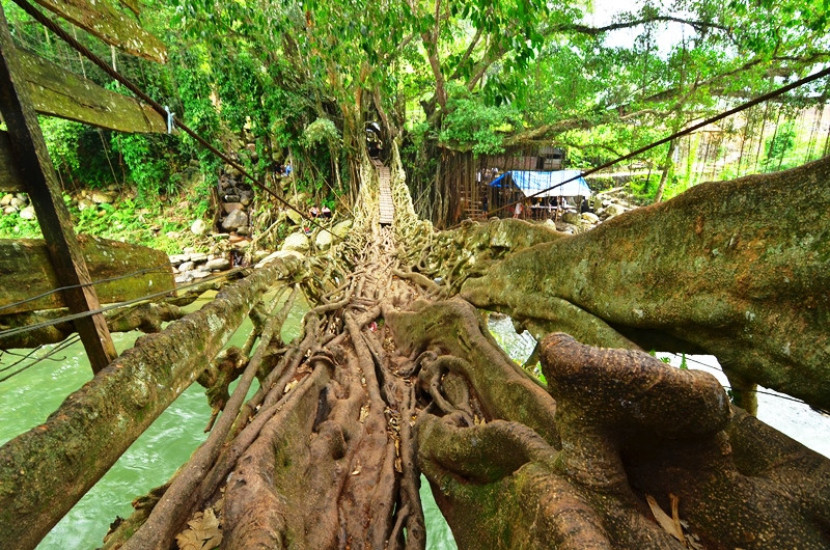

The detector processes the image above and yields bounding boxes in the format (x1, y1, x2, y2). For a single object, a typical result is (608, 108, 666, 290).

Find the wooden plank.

(19, 47, 166, 133)
(0, 5, 117, 372)
(0, 130, 24, 192)
(31, 0, 167, 62)
(0, 261, 288, 550)
(0, 236, 175, 315)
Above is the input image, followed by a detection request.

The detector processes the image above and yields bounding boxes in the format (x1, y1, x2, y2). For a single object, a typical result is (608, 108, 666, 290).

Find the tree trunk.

(461, 155, 830, 412)
(653, 139, 676, 203)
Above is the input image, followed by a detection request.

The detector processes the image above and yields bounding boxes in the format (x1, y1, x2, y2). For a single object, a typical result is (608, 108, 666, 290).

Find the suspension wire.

(0, 267, 246, 340)
(662, 352, 829, 414)
(471, 65, 830, 223)
(10, 0, 346, 243)
(0, 335, 79, 383)
(0, 266, 172, 314)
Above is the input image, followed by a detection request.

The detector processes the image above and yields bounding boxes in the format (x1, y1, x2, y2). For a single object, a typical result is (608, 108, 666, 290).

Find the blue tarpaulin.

(489, 170, 591, 197)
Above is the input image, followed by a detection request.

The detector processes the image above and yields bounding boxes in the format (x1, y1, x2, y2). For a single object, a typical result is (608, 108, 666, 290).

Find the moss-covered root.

(417, 416, 683, 550)
(541, 333, 830, 550)
(463, 156, 830, 412)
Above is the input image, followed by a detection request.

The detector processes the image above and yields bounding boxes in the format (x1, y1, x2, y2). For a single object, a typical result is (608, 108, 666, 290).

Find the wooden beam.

(0, 5, 117, 372)
(30, 0, 167, 63)
(19, 47, 166, 133)
(0, 261, 288, 550)
(0, 130, 24, 192)
(0, 236, 175, 315)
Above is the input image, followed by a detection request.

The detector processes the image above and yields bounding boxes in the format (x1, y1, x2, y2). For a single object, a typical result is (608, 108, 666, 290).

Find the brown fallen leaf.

(646, 494, 685, 543)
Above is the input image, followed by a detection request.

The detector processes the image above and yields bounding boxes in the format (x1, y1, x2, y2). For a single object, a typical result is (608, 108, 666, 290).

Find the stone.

(316, 230, 334, 249)
(561, 211, 582, 225)
(205, 258, 231, 271)
(190, 253, 209, 263)
(175, 273, 193, 284)
(0, 194, 12, 206)
(223, 194, 241, 203)
(168, 254, 189, 265)
(240, 194, 252, 206)
(285, 209, 303, 225)
(236, 227, 250, 236)
(605, 204, 626, 217)
(77, 199, 94, 211)
(90, 191, 113, 204)
(255, 250, 304, 272)
(253, 250, 272, 262)
(222, 210, 249, 231)
(10, 197, 25, 208)
(166, 231, 181, 239)
(223, 202, 244, 214)
(281, 231, 310, 252)
(581, 212, 600, 224)
(191, 270, 211, 280)
(4, 206, 17, 215)
(19, 206, 36, 220)
(177, 261, 195, 272)
(332, 219, 353, 238)
(229, 234, 246, 244)
(191, 219, 208, 236)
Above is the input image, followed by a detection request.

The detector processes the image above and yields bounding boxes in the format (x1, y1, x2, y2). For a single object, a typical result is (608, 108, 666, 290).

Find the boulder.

(581, 212, 600, 224)
(281, 231, 310, 252)
(3, 206, 16, 215)
(315, 230, 334, 249)
(285, 209, 303, 225)
(222, 210, 248, 231)
(19, 206, 36, 220)
(205, 257, 231, 271)
(222, 202, 244, 214)
(90, 191, 113, 204)
(177, 261, 195, 273)
(0, 194, 12, 206)
(191, 219, 208, 236)
(189, 253, 209, 264)
(561, 211, 581, 225)
(255, 250, 304, 272)
(331, 219, 353, 238)
(168, 254, 189, 266)
(10, 196, 25, 208)
(605, 204, 626, 217)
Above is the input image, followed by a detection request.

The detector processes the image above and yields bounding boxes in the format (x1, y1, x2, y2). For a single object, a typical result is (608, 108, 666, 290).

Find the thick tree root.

(386, 296, 830, 549)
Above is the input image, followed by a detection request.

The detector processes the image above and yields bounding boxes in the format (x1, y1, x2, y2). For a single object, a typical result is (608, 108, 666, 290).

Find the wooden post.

(0, 5, 117, 372)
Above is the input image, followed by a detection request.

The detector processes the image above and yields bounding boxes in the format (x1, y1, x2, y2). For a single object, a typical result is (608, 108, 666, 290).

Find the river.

(1, 310, 827, 549)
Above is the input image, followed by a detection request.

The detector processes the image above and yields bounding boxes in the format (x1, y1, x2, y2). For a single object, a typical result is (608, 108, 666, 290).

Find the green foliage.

(302, 118, 341, 149)
(111, 134, 180, 203)
(439, 86, 523, 154)
(763, 121, 797, 172)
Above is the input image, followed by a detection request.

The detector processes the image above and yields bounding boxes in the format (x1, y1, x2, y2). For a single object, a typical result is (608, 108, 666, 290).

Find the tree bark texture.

(0, 259, 295, 550)
(461, 156, 830, 412)
(387, 299, 830, 549)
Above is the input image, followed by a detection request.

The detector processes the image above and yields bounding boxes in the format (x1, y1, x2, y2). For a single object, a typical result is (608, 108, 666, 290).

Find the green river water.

(3, 302, 827, 549)
(1, 298, 516, 549)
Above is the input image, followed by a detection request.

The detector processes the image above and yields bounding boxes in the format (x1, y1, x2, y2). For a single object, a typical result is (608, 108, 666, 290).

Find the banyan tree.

(1, 149, 829, 549)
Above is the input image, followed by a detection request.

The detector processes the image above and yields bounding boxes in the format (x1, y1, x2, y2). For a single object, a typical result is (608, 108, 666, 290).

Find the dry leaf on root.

(646, 494, 684, 542)
(175, 508, 222, 550)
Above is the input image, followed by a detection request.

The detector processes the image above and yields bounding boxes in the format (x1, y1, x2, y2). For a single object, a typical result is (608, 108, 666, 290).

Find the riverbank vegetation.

(2, 0, 829, 240)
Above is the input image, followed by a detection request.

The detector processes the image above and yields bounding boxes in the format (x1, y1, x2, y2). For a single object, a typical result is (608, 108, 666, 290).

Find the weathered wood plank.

(31, 0, 167, 62)
(0, 261, 291, 550)
(0, 6, 117, 371)
(0, 236, 175, 315)
(20, 47, 166, 133)
(0, 130, 24, 192)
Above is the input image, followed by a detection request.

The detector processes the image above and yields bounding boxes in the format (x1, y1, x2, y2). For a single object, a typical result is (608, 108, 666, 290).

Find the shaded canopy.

(490, 170, 592, 197)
